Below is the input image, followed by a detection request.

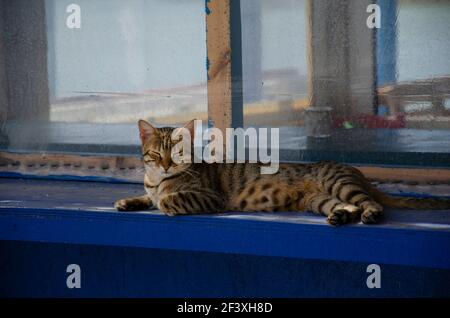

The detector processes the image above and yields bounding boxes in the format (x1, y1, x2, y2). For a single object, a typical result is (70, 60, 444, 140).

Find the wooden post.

(206, 0, 243, 132)
(1, 0, 50, 122)
(307, 0, 376, 117)
(347, 0, 378, 115)
(0, 2, 8, 140)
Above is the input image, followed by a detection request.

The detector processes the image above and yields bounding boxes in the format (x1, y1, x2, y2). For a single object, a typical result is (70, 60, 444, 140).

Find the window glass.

(1, 0, 449, 166)
(397, 0, 450, 82)
(1, 0, 207, 154)
(241, 0, 450, 166)
(241, 0, 307, 128)
(388, 0, 450, 129)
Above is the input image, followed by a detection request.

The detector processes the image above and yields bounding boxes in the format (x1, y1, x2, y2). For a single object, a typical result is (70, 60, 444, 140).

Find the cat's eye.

(143, 151, 161, 163)
(143, 155, 154, 163)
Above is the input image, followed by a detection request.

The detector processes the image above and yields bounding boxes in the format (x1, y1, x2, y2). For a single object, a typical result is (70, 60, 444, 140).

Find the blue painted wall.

(1, 241, 449, 298)
(1, 179, 449, 297)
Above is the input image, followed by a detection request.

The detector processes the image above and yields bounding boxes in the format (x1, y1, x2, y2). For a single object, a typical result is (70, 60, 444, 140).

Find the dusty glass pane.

(241, 0, 307, 128)
(377, 0, 450, 131)
(240, 0, 450, 165)
(397, 0, 450, 82)
(0, 0, 207, 154)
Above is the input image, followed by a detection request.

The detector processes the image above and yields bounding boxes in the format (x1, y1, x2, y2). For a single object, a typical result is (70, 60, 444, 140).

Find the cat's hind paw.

(327, 204, 361, 226)
(114, 199, 133, 211)
(327, 209, 351, 226)
(361, 208, 383, 224)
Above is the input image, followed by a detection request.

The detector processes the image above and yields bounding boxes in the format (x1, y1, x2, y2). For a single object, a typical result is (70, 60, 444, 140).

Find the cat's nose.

(161, 160, 171, 172)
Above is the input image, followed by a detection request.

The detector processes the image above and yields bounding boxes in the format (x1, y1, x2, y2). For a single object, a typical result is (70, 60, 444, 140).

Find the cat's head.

(138, 119, 195, 180)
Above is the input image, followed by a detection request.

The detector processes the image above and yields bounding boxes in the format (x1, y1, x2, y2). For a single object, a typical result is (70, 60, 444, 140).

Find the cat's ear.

(138, 120, 155, 143)
(182, 119, 196, 139)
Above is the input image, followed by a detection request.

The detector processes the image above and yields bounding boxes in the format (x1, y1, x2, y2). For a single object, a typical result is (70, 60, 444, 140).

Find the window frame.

(0, 0, 449, 180)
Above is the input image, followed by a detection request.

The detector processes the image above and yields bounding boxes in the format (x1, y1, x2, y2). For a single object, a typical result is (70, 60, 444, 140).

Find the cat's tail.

(368, 187, 450, 210)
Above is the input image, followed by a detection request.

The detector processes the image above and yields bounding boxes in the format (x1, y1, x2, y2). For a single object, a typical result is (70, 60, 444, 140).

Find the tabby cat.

(114, 119, 450, 226)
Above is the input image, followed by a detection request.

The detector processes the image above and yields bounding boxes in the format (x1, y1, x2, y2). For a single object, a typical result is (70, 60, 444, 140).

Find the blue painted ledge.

(1, 178, 449, 270)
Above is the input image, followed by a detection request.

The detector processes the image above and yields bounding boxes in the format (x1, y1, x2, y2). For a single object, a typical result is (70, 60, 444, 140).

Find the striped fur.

(114, 120, 450, 226)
